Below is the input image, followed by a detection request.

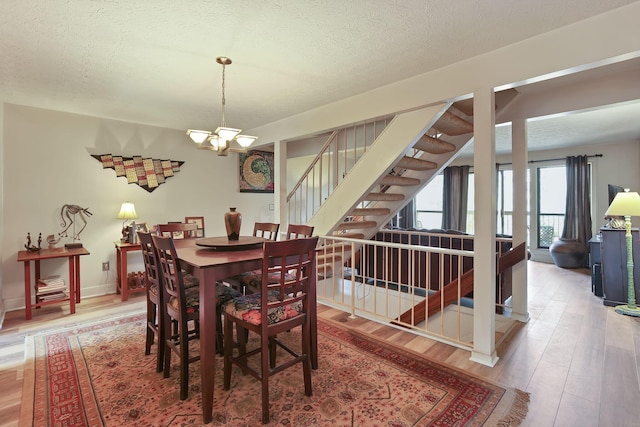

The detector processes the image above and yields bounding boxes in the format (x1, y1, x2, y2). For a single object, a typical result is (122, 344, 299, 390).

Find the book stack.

(36, 275, 68, 300)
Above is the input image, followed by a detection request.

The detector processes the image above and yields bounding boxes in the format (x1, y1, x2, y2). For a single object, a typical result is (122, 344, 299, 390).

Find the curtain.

(394, 199, 415, 229)
(561, 155, 593, 247)
(442, 165, 470, 232)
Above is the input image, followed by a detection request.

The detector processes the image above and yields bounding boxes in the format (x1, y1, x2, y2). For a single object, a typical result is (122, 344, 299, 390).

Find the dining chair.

(230, 223, 315, 296)
(157, 222, 198, 239)
(138, 231, 165, 373)
(285, 223, 314, 240)
(253, 222, 280, 241)
(223, 236, 319, 424)
(226, 222, 280, 295)
(152, 235, 241, 399)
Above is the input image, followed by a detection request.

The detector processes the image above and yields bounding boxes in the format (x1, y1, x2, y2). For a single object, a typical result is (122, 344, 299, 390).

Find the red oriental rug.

(20, 313, 529, 426)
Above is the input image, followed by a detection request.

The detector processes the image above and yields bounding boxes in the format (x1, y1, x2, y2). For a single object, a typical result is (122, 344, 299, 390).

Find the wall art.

(239, 150, 274, 193)
(91, 154, 184, 193)
(185, 216, 205, 237)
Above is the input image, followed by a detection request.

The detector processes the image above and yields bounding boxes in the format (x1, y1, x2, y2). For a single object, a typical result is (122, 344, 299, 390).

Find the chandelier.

(186, 56, 257, 156)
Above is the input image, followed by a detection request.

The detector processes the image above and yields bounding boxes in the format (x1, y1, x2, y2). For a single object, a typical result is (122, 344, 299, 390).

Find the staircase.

(287, 90, 518, 272)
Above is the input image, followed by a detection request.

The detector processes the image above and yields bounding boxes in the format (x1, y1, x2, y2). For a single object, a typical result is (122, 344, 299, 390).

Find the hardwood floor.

(1, 261, 639, 426)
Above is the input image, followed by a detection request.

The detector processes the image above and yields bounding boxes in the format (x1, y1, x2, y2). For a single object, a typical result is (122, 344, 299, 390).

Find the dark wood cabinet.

(600, 227, 640, 307)
(588, 234, 603, 297)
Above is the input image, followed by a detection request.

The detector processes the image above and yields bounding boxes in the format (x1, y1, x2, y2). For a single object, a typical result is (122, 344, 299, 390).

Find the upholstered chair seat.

(167, 281, 241, 315)
(223, 289, 303, 325)
(234, 269, 297, 295)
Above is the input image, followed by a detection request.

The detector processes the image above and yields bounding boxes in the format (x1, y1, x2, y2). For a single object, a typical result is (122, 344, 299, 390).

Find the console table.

(17, 247, 90, 320)
(114, 241, 144, 301)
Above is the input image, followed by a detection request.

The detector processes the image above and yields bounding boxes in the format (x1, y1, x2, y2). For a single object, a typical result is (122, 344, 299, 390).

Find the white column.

(274, 140, 287, 232)
(471, 88, 498, 367)
(510, 119, 530, 322)
(0, 101, 4, 319)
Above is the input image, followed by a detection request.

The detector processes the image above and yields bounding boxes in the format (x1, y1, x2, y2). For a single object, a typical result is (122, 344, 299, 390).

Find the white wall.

(1, 104, 274, 314)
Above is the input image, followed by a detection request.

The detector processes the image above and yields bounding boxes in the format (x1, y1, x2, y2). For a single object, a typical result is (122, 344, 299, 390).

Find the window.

(413, 161, 588, 251)
(415, 174, 443, 229)
(497, 169, 515, 236)
(537, 165, 567, 248)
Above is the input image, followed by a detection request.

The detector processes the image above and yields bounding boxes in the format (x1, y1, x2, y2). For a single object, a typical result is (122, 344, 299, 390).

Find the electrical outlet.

(102, 261, 110, 271)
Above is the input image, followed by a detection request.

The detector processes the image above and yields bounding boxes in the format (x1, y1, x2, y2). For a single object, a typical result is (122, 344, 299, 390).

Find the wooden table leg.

(115, 246, 122, 295)
(197, 268, 216, 424)
(119, 248, 129, 301)
(23, 261, 31, 320)
(34, 260, 41, 310)
(74, 255, 81, 303)
(310, 270, 318, 369)
(68, 257, 76, 314)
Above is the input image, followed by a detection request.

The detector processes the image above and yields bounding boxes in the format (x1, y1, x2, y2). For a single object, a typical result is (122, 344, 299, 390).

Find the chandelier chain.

(220, 61, 226, 127)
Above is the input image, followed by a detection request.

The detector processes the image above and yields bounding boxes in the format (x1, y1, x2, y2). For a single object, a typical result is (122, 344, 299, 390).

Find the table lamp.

(116, 202, 138, 242)
(604, 189, 640, 316)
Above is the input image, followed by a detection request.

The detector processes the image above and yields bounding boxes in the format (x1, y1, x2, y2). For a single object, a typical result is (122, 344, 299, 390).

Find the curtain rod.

(527, 153, 603, 164)
(495, 153, 603, 167)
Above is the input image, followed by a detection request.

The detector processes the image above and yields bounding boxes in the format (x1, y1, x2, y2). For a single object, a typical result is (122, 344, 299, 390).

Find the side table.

(17, 247, 90, 320)
(114, 241, 144, 301)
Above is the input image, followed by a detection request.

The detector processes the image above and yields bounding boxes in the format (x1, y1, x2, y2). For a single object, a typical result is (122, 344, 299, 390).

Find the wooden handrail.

(393, 242, 527, 326)
(286, 131, 337, 203)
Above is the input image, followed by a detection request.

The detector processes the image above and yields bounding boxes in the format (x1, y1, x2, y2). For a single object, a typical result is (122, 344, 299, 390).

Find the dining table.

(173, 236, 318, 424)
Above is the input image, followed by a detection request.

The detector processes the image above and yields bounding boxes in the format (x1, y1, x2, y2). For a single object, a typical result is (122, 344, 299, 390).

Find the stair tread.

(332, 232, 366, 239)
(413, 135, 456, 154)
(336, 220, 378, 230)
(366, 192, 405, 201)
(396, 156, 437, 171)
(352, 207, 391, 216)
(380, 175, 420, 186)
(433, 111, 473, 136)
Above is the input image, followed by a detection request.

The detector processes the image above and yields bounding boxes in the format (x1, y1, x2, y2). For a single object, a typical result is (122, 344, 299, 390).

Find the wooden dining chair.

(254, 222, 280, 241)
(157, 222, 198, 239)
(285, 223, 314, 240)
(229, 224, 314, 296)
(223, 236, 319, 424)
(152, 235, 241, 399)
(226, 222, 281, 295)
(138, 231, 165, 373)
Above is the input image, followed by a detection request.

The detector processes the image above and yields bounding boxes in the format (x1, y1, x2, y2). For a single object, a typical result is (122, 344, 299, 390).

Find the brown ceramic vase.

(224, 207, 242, 241)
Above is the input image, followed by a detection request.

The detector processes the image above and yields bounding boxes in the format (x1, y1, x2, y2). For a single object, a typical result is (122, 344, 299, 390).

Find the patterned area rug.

(20, 313, 529, 426)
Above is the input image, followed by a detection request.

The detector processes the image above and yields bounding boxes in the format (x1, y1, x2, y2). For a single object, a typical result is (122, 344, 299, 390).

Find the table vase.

(224, 208, 242, 241)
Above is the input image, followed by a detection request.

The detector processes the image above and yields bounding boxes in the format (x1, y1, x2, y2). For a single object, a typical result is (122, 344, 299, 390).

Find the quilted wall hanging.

(92, 154, 184, 193)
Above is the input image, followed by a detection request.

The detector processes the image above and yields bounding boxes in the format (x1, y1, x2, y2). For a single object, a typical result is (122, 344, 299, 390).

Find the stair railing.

(286, 117, 393, 225)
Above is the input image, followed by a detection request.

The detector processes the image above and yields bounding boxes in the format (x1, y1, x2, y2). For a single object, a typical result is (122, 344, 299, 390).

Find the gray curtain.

(442, 165, 470, 232)
(561, 155, 592, 246)
(392, 199, 415, 229)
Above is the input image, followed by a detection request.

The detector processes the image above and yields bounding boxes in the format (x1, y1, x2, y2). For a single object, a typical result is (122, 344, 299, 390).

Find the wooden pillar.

(274, 140, 287, 231)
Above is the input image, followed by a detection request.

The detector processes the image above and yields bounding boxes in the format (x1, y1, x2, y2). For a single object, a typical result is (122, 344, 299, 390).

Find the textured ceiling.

(1, 0, 639, 151)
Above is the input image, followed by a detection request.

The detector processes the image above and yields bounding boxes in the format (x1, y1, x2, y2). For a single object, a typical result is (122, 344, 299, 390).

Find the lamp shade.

(116, 202, 138, 220)
(605, 190, 640, 217)
(186, 129, 210, 144)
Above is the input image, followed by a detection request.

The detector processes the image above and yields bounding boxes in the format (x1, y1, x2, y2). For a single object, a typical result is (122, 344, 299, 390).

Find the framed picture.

(185, 216, 205, 237)
(239, 150, 274, 193)
(132, 222, 148, 233)
(128, 222, 149, 244)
